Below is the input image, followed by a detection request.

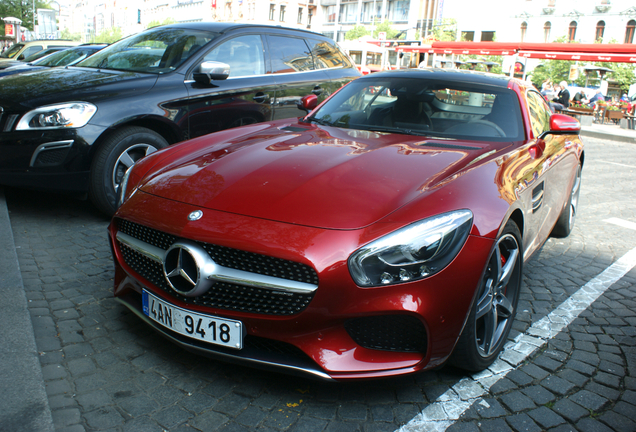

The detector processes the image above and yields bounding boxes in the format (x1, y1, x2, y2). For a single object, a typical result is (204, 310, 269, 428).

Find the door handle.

(312, 86, 323, 96)
(253, 93, 268, 103)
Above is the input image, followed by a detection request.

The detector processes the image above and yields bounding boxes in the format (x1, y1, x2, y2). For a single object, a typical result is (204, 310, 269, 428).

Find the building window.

(298, 7, 303, 24)
(269, 4, 275, 21)
(361, 1, 382, 23)
(544, 21, 551, 42)
(521, 21, 527, 42)
(325, 5, 336, 23)
(386, 0, 408, 22)
(595, 21, 605, 42)
(568, 21, 577, 42)
(279, 5, 286, 22)
(481, 31, 495, 41)
(339, 2, 358, 23)
(461, 31, 475, 41)
(626, 20, 636, 44)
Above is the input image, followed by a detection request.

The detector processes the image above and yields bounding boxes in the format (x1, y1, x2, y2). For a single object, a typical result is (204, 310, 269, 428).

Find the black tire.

(450, 220, 523, 372)
(89, 126, 168, 216)
(551, 163, 582, 238)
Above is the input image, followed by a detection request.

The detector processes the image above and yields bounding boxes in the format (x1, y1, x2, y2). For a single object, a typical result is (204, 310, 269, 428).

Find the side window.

(203, 35, 265, 78)
(268, 36, 314, 73)
(526, 90, 552, 137)
(18, 45, 43, 60)
(306, 39, 349, 69)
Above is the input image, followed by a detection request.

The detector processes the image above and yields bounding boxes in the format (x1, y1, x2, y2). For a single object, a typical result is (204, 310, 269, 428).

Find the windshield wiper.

(361, 125, 431, 137)
(305, 117, 335, 127)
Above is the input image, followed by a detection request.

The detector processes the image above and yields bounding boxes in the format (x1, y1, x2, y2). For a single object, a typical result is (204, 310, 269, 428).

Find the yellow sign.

(5, 24, 14, 37)
(569, 65, 579, 80)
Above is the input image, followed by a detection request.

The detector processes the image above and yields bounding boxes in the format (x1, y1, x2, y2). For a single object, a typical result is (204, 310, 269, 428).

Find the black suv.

(0, 23, 359, 215)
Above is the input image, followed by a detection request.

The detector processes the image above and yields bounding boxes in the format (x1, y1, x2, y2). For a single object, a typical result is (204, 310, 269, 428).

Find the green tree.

(345, 25, 370, 41)
(146, 18, 177, 29)
(89, 27, 123, 44)
(431, 18, 457, 41)
(0, 0, 52, 33)
(372, 20, 402, 40)
(60, 28, 81, 41)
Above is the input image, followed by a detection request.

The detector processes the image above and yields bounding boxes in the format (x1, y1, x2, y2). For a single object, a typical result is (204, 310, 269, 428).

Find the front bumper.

(0, 124, 105, 193)
(110, 191, 494, 380)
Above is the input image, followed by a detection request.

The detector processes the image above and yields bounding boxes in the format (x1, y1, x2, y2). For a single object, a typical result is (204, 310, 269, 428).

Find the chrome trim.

(116, 232, 319, 294)
(29, 140, 74, 167)
(184, 66, 346, 83)
(117, 232, 165, 262)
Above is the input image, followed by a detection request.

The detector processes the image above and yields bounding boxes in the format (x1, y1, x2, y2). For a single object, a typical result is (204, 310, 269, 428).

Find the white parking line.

(597, 161, 636, 169)
(605, 218, 636, 232)
(398, 244, 636, 432)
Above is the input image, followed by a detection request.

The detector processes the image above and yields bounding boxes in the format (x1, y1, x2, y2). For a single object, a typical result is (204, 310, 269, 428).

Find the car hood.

(138, 122, 494, 230)
(0, 67, 157, 111)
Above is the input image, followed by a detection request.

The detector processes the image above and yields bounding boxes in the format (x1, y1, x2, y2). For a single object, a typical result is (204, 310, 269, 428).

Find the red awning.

(518, 51, 636, 63)
(396, 41, 636, 63)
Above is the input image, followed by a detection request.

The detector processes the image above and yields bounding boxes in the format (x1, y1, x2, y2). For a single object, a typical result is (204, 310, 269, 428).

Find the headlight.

(16, 102, 97, 130)
(348, 210, 473, 287)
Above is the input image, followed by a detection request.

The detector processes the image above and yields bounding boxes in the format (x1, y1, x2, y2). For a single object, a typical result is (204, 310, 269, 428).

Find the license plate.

(142, 290, 243, 350)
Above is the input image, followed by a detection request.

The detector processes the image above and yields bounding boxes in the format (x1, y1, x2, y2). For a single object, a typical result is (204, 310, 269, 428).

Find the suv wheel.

(89, 126, 168, 216)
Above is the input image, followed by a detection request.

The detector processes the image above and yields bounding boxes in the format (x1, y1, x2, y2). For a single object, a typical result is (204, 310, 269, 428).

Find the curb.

(580, 128, 636, 144)
(0, 188, 54, 432)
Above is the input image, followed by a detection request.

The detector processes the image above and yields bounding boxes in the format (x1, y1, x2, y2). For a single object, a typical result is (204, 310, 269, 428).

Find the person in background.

(583, 89, 605, 107)
(551, 81, 570, 111)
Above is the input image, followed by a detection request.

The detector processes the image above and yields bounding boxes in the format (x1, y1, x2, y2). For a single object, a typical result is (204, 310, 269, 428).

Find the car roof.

(156, 21, 327, 38)
(360, 68, 514, 88)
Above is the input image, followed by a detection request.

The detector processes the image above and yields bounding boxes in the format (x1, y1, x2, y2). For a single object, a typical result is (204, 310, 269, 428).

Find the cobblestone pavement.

(5, 136, 636, 432)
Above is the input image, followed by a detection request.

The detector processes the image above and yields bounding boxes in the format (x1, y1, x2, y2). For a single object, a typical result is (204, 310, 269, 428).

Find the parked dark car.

(109, 69, 583, 380)
(0, 44, 107, 78)
(0, 39, 80, 68)
(0, 23, 359, 215)
(0, 47, 69, 70)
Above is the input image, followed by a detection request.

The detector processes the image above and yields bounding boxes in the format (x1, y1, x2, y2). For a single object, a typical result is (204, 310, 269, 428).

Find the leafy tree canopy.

(89, 27, 123, 44)
(60, 27, 81, 41)
(431, 18, 457, 42)
(345, 25, 370, 41)
(1, 0, 52, 33)
(146, 18, 177, 29)
(372, 20, 403, 40)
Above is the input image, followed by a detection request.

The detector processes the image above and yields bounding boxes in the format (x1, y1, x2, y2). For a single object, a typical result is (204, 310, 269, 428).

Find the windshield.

(1, 43, 24, 59)
(35, 46, 103, 67)
(78, 27, 217, 73)
(308, 77, 525, 142)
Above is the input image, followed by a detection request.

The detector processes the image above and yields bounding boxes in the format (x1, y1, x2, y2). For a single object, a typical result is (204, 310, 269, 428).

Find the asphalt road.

(1, 135, 635, 432)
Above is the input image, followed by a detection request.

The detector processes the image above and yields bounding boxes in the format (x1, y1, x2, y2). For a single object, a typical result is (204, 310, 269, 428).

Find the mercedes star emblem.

(188, 210, 203, 221)
(163, 241, 215, 297)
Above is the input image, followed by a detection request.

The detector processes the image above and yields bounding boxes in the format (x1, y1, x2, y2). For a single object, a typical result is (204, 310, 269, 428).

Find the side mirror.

(193, 61, 230, 85)
(297, 94, 318, 114)
(538, 113, 581, 139)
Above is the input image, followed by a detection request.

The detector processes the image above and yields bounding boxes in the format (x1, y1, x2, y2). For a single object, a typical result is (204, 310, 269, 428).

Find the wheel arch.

(507, 208, 525, 243)
(89, 115, 183, 160)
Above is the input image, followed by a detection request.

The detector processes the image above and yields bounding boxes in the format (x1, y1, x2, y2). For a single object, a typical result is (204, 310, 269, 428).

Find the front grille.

(117, 219, 317, 315)
(345, 315, 428, 353)
(118, 219, 318, 285)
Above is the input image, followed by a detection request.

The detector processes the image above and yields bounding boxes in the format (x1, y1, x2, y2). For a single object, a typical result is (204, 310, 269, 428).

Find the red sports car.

(109, 69, 583, 380)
